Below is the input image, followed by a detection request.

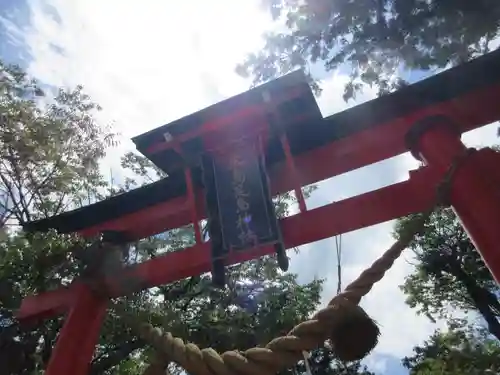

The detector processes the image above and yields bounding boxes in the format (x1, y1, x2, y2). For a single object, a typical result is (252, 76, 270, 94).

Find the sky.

(1, 1, 499, 374)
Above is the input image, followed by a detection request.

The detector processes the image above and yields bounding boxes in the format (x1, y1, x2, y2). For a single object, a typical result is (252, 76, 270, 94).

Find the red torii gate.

(16, 49, 500, 375)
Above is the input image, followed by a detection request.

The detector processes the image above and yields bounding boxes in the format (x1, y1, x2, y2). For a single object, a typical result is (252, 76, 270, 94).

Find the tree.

(394, 208, 500, 340)
(403, 319, 500, 374)
(236, 0, 500, 100)
(0, 61, 116, 225)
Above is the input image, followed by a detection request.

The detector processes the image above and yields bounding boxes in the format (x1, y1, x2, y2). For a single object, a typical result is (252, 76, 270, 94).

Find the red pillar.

(45, 284, 108, 375)
(407, 116, 500, 283)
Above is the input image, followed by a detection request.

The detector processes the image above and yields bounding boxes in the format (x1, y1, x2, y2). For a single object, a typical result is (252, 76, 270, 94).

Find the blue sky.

(1, 1, 499, 374)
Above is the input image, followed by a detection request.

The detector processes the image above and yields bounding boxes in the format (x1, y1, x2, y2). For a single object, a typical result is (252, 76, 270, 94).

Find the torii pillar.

(407, 115, 500, 283)
(44, 284, 107, 375)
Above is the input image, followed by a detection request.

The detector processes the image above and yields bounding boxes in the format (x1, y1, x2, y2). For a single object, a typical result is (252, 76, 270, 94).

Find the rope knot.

(319, 297, 380, 362)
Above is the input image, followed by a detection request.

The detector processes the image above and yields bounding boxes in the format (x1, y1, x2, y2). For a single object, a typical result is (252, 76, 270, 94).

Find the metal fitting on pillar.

(405, 115, 461, 165)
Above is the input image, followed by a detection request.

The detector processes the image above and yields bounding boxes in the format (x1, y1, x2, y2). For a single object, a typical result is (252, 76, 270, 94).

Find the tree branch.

(26, 160, 63, 217)
(0, 164, 27, 224)
(89, 339, 144, 375)
(7, 148, 33, 223)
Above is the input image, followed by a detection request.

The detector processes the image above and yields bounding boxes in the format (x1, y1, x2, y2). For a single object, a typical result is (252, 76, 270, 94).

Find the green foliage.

(0, 61, 116, 224)
(0, 231, 83, 307)
(403, 319, 500, 374)
(0, 230, 88, 374)
(120, 151, 166, 187)
(394, 208, 500, 339)
(0, 59, 119, 374)
(143, 261, 323, 351)
(237, 0, 500, 100)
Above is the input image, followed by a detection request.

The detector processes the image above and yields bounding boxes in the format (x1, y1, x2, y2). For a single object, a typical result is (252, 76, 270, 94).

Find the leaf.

(394, 207, 500, 338)
(238, 0, 500, 100)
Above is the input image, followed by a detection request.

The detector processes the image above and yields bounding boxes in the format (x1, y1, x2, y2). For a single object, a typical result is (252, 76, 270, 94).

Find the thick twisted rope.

(134, 211, 429, 375)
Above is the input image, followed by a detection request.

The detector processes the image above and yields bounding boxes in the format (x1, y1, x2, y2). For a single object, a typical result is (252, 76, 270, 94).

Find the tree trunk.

(450, 261, 500, 340)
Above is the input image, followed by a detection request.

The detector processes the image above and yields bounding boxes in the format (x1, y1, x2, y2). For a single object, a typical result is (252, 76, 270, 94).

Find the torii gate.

(16, 48, 500, 375)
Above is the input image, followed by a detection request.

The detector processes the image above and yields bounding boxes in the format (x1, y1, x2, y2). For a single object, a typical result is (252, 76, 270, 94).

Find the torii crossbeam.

(16, 49, 500, 375)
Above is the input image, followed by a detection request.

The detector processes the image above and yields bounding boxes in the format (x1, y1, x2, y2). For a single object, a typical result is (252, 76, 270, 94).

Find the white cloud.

(21, 0, 274, 130)
(14, 0, 275, 180)
(316, 72, 377, 116)
(6, 0, 500, 370)
(489, 36, 500, 51)
(364, 355, 388, 374)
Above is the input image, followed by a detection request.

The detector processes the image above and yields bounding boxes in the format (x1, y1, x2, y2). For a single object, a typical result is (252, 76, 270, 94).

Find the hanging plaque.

(203, 145, 280, 254)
